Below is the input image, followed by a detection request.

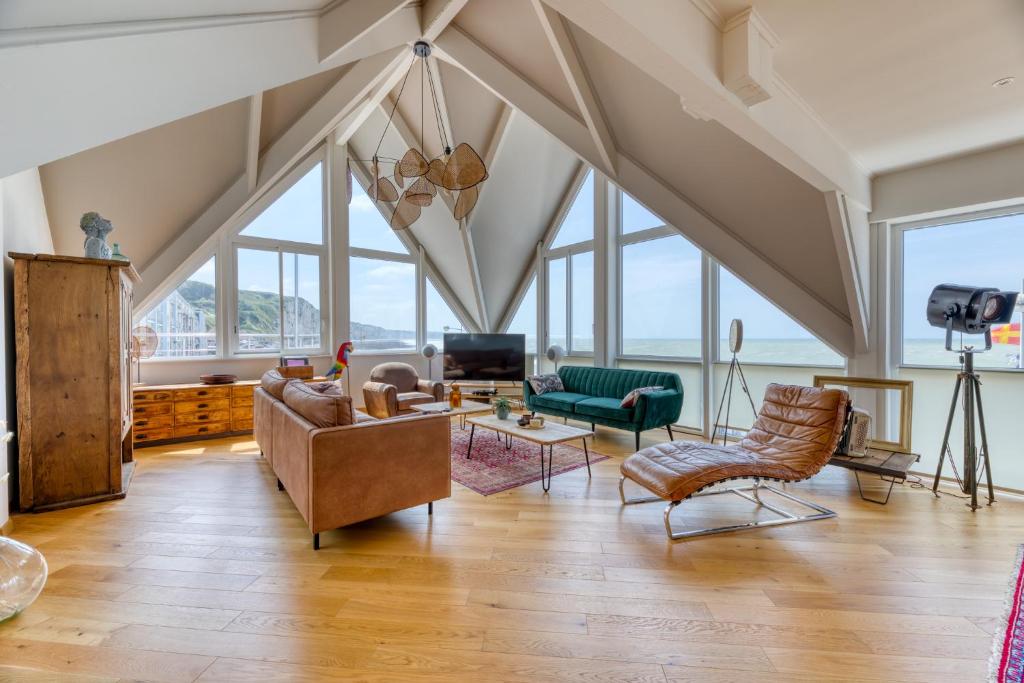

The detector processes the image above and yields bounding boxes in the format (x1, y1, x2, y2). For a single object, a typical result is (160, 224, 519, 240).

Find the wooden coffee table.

(465, 415, 594, 492)
(410, 400, 491, 428)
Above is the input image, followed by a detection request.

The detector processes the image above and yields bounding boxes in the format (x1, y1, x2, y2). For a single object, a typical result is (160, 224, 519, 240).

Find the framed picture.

(812, 375, 914, 453)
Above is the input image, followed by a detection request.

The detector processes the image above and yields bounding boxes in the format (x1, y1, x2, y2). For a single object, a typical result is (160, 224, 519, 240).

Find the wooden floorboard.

(1, 427, 1018, 682)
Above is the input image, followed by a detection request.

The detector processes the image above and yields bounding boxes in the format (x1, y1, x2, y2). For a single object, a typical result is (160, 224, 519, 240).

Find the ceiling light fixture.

(368, 41, 487, 231)
(992, 76, 1015, 88)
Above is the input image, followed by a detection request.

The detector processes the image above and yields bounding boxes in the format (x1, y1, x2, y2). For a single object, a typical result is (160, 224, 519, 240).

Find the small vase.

(110, 243, 130, 262)
(0, 537, 47, 623)
(496, 405, 510, 420)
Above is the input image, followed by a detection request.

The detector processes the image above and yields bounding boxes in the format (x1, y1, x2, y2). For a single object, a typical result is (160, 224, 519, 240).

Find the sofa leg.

(428, 501, 433, 515)
(667, 425, 674, 441)
(313, 533, 320, 550)
(591, 423, 595, 432)
(276, 478, 284, 491)
(635, 432, 641, 451)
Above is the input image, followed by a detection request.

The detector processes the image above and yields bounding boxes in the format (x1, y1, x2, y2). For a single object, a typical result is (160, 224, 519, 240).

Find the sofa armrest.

(307, 414, 451, 533)
(523, 378, 537, 405)
(417, 379, 445, 401)
(635, 389, 683, 430)
(362, 381, 398, 418)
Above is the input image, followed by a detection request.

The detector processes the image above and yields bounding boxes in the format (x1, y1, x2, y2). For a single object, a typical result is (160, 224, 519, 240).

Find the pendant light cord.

(373, 58, 415, 161)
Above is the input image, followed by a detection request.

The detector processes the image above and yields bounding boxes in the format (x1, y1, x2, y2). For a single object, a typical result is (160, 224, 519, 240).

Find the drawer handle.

(197, 403, 209, 409)
(198, 427, 208, 433)
(197, 414, 208, 420)
(198, 391, 208, 397)
(135, 420, 149, 427)
(137, 434, 149, 440)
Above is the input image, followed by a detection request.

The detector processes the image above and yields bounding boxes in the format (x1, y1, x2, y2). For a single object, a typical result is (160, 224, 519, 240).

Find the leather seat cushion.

(621, 384, 848, 502)
(282, 381, 356, 428)
(397, 391, 434, 411)
(370, 362, 419, 393)
(532, 392, 592, 412)
(261, 370, 293, 401)
(574, 397, 632, 422)
(353, 409, 376, 423)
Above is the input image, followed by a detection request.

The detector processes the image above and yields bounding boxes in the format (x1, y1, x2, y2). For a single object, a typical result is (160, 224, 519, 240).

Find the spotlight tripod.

(712, 351, 756, 445)
(932, 333, 994, 510)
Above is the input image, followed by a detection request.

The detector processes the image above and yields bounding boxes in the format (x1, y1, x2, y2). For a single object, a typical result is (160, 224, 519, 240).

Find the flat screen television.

(443, 333, 526, 382)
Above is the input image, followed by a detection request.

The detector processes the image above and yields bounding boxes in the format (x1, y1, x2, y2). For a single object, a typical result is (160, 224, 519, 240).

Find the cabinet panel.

(135, 390, 173, 403)
(134, 402, 172, 418)
(232, 418, 254, 432)
(175, 409, 230, 426)
(134, 427, 173, 444)
(231, 405, 254, 422)
(174, 422, 229, 439)
(175, 398, 229, 414)
(133, 414, 173, 430)
(174, 386, 231, 402)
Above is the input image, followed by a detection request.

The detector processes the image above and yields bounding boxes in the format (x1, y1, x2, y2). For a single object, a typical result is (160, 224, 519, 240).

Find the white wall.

(0, 168, 55, 529)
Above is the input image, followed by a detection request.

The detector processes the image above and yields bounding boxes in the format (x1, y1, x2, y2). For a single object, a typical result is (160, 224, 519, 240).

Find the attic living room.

(2, 1, 1024, 681)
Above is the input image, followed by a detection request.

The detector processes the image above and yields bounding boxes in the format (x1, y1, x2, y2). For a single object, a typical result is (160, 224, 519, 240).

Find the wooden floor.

(1, 425, 1018, 682)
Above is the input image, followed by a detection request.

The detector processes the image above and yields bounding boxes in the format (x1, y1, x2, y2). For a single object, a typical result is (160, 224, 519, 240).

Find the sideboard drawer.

(175, 409, 230, 426)
(134, 402, 172, 417)
(232, 384, 256, 399)
(231, 405, 254, 422)
(134, 390, 173, 403)
(173, 422, 230, 439)
(174, 386, 231, 402)
(232, 418, 254, 432)
(133, 414, 174, 430)
(174, 398, 229, 414)
(232, 394, 254, 407)
(134, 427, 173, 444)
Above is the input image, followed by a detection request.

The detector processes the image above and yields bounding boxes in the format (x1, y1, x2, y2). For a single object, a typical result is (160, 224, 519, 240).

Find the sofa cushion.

(527, 373, 564, 396)
(620, 385, 664, 409)
(283, 381, 356, 428)
(261, 370, 293, 401)
(397, 391, 434, 411)
(353, 409, 377, 423)
(532, 391, 591, 412)
(558, 366, 682, 400)
(575, 397, 633, 422)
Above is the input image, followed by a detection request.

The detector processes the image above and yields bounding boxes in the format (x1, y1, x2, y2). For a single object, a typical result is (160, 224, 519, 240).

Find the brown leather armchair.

(362, 362, 444, 418)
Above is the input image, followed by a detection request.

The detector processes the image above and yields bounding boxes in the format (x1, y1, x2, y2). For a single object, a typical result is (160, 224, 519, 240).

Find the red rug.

(449, 423, 608, 495)
(993, 545, 1024, 682)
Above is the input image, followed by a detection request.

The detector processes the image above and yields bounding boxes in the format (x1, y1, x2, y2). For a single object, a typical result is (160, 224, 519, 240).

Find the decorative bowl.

(199, 374, 237, 385)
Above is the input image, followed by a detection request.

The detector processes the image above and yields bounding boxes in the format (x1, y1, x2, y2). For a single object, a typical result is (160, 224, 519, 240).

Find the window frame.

(891, 204, 1024, 373)
(544, 239, 595, 358)
(228, 150, 329, 357)
(135, 252, 220, 361)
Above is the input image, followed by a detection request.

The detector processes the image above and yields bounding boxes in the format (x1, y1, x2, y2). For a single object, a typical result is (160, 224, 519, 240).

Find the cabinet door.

(119, 274, 133, 436)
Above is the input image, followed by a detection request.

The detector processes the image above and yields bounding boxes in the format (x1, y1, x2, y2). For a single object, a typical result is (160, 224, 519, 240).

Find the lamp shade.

(545, 345, 565, 363)
(421, 343, 438, 359)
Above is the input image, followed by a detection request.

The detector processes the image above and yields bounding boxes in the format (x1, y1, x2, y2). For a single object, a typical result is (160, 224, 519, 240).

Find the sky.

(902, 212, 1024, 338)
(240, 163, 323, 245)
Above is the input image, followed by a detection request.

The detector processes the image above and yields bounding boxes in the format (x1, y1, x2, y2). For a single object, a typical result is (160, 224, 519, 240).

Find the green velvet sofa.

(524, 366, 683, 451)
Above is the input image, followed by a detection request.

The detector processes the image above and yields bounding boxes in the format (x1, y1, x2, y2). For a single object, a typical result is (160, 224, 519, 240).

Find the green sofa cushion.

(574, 397, 632, 422)
(557, 366, 682, 399)
(531, 392, 591, 412)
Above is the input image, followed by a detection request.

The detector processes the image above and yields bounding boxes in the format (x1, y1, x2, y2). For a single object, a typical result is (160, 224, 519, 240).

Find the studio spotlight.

(926, 284, 1018, 349)
(926, 283, 1020, 510)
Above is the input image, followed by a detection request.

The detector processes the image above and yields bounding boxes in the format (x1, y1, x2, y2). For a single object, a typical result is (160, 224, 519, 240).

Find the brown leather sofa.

(254, 371, 451, 549)
(362, 361, 444, 419)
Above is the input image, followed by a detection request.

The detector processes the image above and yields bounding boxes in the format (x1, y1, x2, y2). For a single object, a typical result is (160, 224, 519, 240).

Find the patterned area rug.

(993, 545, 1024, 682)
(449, 423, 609, 496)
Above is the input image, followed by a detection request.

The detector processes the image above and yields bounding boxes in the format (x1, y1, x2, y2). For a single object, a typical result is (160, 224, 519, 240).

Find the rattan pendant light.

(367, 41, 487, 230)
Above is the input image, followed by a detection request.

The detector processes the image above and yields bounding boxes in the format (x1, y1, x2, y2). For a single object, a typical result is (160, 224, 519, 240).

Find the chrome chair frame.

(619, 475, 836, 540)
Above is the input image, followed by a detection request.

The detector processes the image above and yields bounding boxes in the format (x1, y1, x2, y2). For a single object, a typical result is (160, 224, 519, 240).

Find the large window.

(507, 276, 538, 355)
(718, 267, 843, 366)
(621, 234, 701, 357)
(550, 171, 594, 249)
(232, 158, 327, 354)
(622, 191, 663, 234)
(547, 257, 567, 349)
(545, 171, 594, 356)
(426, 278, 463, 347)
(139, 256, 217, 358)
(900, 211, 1024, 370)
(348, 173, 418, 352)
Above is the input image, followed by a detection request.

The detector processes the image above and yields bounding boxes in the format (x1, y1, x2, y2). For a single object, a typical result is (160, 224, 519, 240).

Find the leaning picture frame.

(812, 375, 914, 453)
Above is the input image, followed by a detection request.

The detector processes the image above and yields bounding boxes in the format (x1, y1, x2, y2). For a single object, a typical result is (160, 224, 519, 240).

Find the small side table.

(410, 400, 492, 429)
(829, 448, 920, 505)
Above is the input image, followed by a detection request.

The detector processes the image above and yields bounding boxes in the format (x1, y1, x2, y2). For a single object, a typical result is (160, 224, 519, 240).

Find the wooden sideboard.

(133, 377, 326, 447)
(12, 253, 139, 511)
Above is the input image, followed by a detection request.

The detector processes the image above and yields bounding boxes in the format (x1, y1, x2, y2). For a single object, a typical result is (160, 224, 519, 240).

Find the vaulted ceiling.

(5, 0, 1021, 357)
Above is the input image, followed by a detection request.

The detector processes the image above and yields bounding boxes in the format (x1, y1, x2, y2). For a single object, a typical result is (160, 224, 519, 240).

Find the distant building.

(143, 291, 209, 356)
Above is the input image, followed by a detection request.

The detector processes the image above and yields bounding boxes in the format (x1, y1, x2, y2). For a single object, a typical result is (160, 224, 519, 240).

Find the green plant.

(493, 397, 512, 411)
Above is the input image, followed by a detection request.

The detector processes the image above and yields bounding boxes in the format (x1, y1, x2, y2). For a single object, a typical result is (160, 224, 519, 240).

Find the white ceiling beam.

(540, 0, 871, 210)
(825, 191, 870, 353)
(318, 0, 412, 63)
(331, 53, 417, 146)
(137, 48, 407, 307)
(420, 0, 471, 42)
(0, 11, 415, 178)
(531, 0, 617, 177)
(246, 93, 263, 195)
(435, 24, 855, 356)
(460, 223, 490, 332)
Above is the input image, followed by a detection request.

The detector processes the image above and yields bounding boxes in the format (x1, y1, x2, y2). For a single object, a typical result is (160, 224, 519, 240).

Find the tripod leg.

(733, 357, 757, 415)
(712, 358, 734, 444)
(722, 360, 735, 446)
(973, 378, 995, 505)
(933, 375, 962, 494)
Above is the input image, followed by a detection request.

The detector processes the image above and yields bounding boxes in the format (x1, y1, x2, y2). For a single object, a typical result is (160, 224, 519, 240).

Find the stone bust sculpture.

(80, 212, 113, 259)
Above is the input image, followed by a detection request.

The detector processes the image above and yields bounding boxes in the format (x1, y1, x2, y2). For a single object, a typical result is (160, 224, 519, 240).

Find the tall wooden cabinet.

(11, 253, 139, 511)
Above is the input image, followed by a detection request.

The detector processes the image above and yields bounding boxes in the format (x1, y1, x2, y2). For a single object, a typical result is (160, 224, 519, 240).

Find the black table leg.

(466, 423, 475, 459)
(583, 437, 591, 478)
(540, 444, 553, 492)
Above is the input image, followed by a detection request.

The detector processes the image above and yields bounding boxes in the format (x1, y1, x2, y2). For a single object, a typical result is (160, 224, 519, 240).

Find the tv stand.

(450, 382, 523, 407)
